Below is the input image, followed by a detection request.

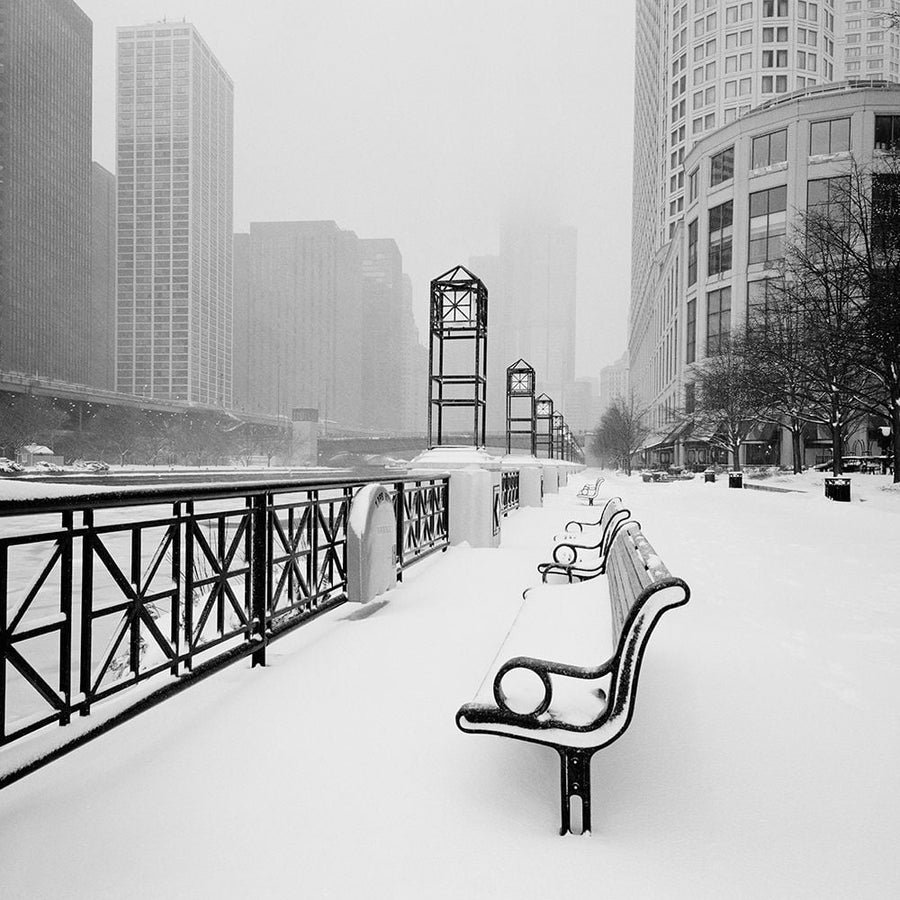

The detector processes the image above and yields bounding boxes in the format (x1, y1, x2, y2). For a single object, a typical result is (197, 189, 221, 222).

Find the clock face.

(440, 288, 473, 324)
(510, 372, 533, 395)
(536, 400, 551, 417)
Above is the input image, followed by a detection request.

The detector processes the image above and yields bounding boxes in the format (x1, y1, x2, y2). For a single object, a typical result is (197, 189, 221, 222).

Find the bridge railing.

(0, 474, 448, 762)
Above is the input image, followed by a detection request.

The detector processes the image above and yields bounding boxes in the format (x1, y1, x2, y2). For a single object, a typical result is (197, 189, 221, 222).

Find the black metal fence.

(501, 469, 520, 516)
(0, 474, 449, 756)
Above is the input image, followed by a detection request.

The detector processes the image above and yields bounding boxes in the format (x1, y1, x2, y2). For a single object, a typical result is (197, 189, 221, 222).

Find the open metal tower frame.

(427, 265, 488, 448)
(535, 393, 555, 459)
(505, 358, 537, 456)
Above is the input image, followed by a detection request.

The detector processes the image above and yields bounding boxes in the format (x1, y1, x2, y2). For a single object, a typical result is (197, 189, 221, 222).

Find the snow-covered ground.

(1, 469, 898, 898)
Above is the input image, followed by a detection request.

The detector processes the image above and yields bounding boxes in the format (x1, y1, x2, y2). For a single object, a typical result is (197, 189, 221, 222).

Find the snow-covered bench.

(456, 522, 690, 835)
(575, 477, 604, 505)
(539, 497, 632, 583)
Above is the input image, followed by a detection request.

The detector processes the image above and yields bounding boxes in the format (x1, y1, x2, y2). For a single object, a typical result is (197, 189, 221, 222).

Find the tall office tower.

(468, 253, 505, 435)
(0, 0, 92, 385)
(90, 163, 117, 391)
(838, 0, 900, 82)
(398, 274, 427, 434)
(333, 231, 364, 429)
(359, 239, 404, 433)
(115, 22, 234, 405)
(498, 221, 578, 391)
(232, 221, 342, 421)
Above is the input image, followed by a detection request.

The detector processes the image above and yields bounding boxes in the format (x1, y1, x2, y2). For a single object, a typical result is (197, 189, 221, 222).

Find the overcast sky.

(81, 0, 635, 378)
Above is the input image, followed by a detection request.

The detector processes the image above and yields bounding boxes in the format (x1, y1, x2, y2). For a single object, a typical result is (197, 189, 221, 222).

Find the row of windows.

(692, 115, 873, 198)
(688, 172, 899, 290)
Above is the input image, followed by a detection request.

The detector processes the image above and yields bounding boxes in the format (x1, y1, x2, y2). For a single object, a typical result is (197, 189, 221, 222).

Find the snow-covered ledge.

(539, 461, 559, 494)
(408, 446, 502, 548)
(501, 454, 543, 507)
(346, 483, 398, 603)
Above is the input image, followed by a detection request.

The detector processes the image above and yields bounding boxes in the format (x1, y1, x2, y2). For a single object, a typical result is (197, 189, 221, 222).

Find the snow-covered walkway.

(1, 470, 898, 899)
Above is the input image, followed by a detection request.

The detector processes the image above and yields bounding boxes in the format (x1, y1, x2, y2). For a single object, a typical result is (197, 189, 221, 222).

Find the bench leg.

(558, 748, 593, 835)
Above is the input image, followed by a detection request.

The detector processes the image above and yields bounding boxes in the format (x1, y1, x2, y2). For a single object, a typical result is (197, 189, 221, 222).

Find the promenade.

(1, 471, 898, 899)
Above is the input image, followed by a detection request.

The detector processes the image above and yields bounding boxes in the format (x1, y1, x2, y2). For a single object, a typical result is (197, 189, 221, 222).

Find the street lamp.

(879, 425, 892, 474)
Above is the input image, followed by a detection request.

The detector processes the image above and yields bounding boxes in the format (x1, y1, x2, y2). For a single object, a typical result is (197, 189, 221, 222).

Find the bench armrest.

(492, 654, 614, 719)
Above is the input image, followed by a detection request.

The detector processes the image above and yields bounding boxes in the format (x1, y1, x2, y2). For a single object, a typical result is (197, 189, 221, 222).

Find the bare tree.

(687, 341, 760, 472)
(768, 156, 900, 478)
(589, 394, 651, 476)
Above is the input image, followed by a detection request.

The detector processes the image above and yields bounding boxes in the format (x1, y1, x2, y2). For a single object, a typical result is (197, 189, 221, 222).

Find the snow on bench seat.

(456, 522, 690, 834)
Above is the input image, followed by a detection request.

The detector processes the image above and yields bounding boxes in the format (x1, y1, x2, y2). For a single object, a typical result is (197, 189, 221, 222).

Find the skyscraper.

(115, 22, 234, 405)
(90, 162, 117, 391)
(0, 0, 92, 385)
(629, 0, 844, 429)
(838, 0, 900, 81)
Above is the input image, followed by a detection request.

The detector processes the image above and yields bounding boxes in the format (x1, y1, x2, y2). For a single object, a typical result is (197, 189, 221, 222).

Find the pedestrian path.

(0, 472, 897, 900)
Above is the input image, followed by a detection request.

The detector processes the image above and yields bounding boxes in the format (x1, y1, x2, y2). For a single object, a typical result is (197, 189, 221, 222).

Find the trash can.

(704, 472, 716, 484)
(824, 476, 851, 502)
(728, 471, 743, 489)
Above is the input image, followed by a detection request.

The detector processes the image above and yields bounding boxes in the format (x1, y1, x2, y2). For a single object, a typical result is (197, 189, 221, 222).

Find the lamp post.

(879, 425, 892, 474)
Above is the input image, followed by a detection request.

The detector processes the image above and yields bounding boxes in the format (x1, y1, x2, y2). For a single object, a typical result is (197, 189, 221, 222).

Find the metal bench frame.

(575, 477, 605, 505)
(538, 497, 632, 583)
(456, 523, 690, 835)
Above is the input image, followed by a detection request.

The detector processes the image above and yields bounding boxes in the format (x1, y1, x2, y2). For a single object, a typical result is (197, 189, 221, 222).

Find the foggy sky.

(81, 0, 635, 378)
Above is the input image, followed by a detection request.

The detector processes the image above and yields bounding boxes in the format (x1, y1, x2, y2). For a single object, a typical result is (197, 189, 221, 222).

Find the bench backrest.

(602, 522, 690, 734)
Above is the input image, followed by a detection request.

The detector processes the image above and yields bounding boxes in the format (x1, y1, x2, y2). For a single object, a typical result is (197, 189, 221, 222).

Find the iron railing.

(501, 469, 520, 516)
(0, 474, 449, 760)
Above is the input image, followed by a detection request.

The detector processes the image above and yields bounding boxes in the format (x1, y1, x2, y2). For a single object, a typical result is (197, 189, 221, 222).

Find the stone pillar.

(291, 407, 318, 466)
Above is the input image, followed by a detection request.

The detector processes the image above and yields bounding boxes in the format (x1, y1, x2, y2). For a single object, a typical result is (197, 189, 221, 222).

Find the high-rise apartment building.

(838, 0, 900, 81)
(628, 0, 861, 435)
(0, 0, 92, 385)
(115, 22, 234, 405)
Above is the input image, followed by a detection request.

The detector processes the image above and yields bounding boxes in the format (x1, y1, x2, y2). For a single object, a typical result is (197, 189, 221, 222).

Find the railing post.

(79, 509, 94, 716)
(250, 493, 269, 667)
(58, 511, 74, 726)
(395, 480, 405, 581)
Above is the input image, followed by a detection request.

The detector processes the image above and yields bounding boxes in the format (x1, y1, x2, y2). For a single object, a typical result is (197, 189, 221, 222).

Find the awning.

(741, 421, 781, 444)
(684, 421, 720, 444)
(637, 431, 668, 452)
(657, 420, 693, 448)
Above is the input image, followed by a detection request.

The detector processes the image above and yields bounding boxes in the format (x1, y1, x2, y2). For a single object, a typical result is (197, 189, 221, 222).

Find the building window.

(807, 176, 849, 220)
(763, 0, 789, 15)
(872, 174, 900, 249)
(749, 185, 788, 264)
(706, 288, 732, 356)
(686, 299, 697, 364)
(688, 219, 699, 285)
(747, 278, 781, 331)
(684, 381, 696, 413)
(708, 201, 734, 275)
(689, 168, 699, 202)
(710, 147, 735, 185)
(874, 115, 900, 152)
(810, 117, 851, 155)
(751, 129, 788, 168)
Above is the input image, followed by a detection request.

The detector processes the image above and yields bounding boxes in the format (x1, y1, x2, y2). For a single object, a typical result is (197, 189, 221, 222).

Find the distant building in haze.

(470, 223, 578, 438)
(115, 21, 234, 405)
(599, 353, 629, 416)
(0, 0, 92, 385)
(232, 225, 424, 433)
(90, 163, 117, 391)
